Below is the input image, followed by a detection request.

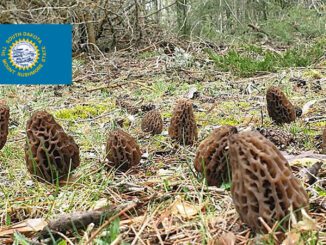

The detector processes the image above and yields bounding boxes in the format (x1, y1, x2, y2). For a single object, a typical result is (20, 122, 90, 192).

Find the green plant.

(95, 218, 121, 244)
(185, 1, 326, 45)
(262, 6, 326, 44)
(206, 38, 325, 77)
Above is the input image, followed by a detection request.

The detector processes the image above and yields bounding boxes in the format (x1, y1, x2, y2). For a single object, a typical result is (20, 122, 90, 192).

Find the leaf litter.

(0, 45, 325, 244)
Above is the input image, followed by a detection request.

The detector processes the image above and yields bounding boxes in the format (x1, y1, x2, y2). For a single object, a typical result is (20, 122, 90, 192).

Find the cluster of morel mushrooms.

(0, 86, 325, 234)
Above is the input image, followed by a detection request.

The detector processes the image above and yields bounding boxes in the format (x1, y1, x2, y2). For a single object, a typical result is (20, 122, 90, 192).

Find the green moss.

(317, 188, 326, 197)
(222, 101, 251, 111)
(302, 128, 318, 136)
(162, 111, 172, 118)
(145, 170, 153, 176)
(219, 101, 236, 110)
(157, 161, 165, 169)
(303, 69, 323, 79)
(137, 51, 159, 59)
(55, 104, 108, 120)
(151, 135, 167, 148)
(197, 110, 240, 127)
(238, 101, 251, 109)
(78, 138, 93, 150)
(312, 121, 326, 127)
(215, 117, 239, 126)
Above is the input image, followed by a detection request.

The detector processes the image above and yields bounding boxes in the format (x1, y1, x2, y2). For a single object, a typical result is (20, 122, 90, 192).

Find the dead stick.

(86, 202, 137, 244)
(39, 210, 112, 237)
(38, 202, 135, 239)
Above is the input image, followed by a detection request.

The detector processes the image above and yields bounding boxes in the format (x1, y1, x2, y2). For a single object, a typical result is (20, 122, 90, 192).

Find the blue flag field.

(0, 24, 72, 84)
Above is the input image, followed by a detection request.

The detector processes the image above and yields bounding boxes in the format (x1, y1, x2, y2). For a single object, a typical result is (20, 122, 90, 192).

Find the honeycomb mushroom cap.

(106, 129, 141, 171)
(168, 99, 198, 145)
(256, 127, 293, 150)
(0, 103, 9, 150)
(229, 131, 308, 233)
(266, 86, 296, 124)
(141, 109, 163, 135)
(322, 127, 326, 154)
(194, 125, 237, 186)
(141, 104, 156, 112)
(25, 111, 80, 184)
(116, 99, 139, 114)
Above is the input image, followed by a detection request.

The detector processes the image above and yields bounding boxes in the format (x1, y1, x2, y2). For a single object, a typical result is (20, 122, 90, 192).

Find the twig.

(50, 230, 74, 245)
(131, 203, 162, 245)
(258, 217, 278, 242)
(130, 224, 147, 245)
(131, 215, 151, 245)
(152, 218, 164, 245)
(39, 208, 114, 237)
(305, 116, 326, 123)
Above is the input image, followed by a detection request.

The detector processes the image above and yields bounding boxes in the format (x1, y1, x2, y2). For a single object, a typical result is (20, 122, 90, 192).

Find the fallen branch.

(38, 202, 137, 239)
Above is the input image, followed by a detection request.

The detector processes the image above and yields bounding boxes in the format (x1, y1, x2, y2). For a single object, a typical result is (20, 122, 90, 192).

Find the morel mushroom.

(0, 103, 10, 150)
(141, 110, 163, 135)
(194, 125, 237, 186)
(116, 99, 139, 114)
(0, 102, 9, 150)
(266, 86, 296, 124)
(322, 127, 326, 154)
(256, 127, 293, 150)
(25, 111, 80, 184)
(229, 131, 308, 233)
(168, 99, 198, 145)
(106, 129, 141, 171)
(141, 104, 156, 112)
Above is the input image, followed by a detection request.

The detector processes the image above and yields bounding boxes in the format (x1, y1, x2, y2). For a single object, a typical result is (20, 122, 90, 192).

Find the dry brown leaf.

(170, 196, 204, 219)
(282, 209, 317, 245)
(0, 218, 47, 236)
(208, 216, 227, 228)
(292, 209, 317, 231)
(215, 232, 236, 245)
(92, 198, 108, 210)
(282, 232, 302, 245)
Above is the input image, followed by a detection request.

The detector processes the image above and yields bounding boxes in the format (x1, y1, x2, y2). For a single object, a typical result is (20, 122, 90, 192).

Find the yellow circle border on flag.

(9, 38, 40, 70)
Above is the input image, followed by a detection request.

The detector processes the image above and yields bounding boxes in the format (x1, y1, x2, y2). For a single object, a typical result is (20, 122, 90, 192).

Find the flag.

(0, 24, 72, 84)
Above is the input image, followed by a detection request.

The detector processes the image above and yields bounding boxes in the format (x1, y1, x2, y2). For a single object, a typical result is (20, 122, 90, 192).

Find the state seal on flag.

(9, 39, 39, 70)
(2, 32, 46, 77)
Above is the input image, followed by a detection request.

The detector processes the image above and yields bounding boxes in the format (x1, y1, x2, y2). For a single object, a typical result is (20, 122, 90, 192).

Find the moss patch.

(55, 104, 107, 120)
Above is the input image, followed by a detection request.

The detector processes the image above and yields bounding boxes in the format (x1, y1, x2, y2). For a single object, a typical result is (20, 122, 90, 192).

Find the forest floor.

(0, 41, 325, 244)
